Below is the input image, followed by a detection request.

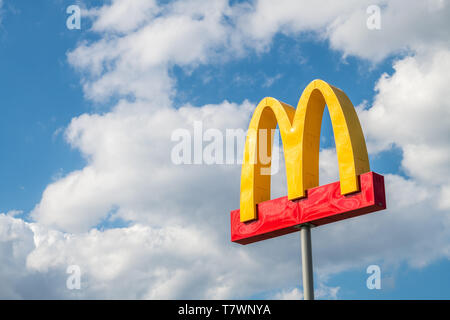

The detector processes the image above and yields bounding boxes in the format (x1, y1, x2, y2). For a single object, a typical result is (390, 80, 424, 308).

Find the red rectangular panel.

(230, 172, 386, 245)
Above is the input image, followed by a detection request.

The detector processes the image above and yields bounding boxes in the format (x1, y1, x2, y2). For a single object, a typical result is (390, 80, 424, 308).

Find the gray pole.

(300, 224, 314, 300)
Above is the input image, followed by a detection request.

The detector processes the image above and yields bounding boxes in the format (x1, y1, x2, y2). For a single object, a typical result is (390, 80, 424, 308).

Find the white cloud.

(274, 287, 303, 300)
(68, 0, 450, 104)
(90, 0, 160, 34)
(262, 73, 282, 88)
(273, 284, 339, 300)
(69, 0, 232, 103)
(236, 0, 450, 62)
(0, 212, 316, 299)
(26, 223, 226, 299)
(234, 0, 361, 51)
(358, 48, 450, 213)
(326, 0, 450, 62)
(0, 214, 42, 299)
(440, 185, 450, 210)
(31, 99, 255, 233)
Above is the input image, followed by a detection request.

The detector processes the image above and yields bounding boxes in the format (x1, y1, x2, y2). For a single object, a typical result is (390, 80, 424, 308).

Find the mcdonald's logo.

(230, 79, 386, 245)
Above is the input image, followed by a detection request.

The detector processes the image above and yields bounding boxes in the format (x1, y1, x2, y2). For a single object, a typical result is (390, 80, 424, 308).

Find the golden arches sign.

(240, 79, 370, 222)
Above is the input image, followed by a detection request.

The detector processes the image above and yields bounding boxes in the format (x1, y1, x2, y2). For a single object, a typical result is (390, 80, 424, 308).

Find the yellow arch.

(240, 79, 370, 222)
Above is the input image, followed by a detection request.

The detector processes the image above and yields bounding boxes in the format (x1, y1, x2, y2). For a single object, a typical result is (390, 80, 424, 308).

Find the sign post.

(300, 224, 314, 300)
(230, 79, 386, 300)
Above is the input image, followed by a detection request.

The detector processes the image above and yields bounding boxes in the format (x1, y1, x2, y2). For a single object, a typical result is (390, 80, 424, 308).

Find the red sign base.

(230, 172, 386, 245)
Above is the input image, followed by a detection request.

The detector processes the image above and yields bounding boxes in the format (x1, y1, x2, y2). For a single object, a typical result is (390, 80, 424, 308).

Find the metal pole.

(300, 224, 314, 300)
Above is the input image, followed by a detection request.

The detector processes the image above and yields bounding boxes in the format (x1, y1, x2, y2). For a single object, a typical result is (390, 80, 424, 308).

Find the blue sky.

(0, 0, 449, 299)
(0, 1, 85, 215)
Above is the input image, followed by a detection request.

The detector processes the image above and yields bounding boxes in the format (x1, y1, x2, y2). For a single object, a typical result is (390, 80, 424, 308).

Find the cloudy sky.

(0, 0, 449, 299)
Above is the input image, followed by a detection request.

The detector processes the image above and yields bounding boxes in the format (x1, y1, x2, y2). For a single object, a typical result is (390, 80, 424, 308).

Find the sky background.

(0, 0, 449, 299)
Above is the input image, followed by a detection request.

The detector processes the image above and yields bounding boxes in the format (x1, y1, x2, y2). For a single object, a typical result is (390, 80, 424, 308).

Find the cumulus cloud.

(273, 283, 339, 300)
(66, 0, 450, 110)
(0, 214, 35, 298)
(68, 0, 450, 104)
(236, 0, 450, 62)
(90, 0, 160, 34)
(326, 0, 450, 61)
(69, 0, 232, 103)
(273, 287, 304, 300)
(31, 100, 255, 232)
(0, 213, 314, 299)
(27, 222, 230, 299)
